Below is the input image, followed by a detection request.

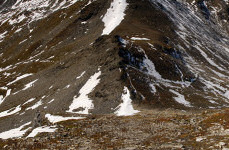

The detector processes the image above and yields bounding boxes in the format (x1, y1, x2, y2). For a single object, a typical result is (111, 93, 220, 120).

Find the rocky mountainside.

(0, 0, 229, 148)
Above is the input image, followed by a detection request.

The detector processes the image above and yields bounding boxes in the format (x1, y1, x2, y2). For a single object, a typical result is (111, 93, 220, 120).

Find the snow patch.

(225, 91, 229, 99)
(143, 58, 162, 79)
(23, 98, 36, 105)
(26, 100, 42, 110)
(0, 65, 14, 72)
(15, 28, 22, 33)
(67, 70, 101, 114)
(0, 88, 11, 105)
(45, 114, 85, 124)
(102, 0, 128, 35)
(19, 39, 27, 45)
(131, 37, 150, 41)
(76, 71, 86, 79)
(22, 79, 38, 91)
(0, 96, 3, 104)
(115, 86, 140, 116)
(48, 99, 55, 104)
(170, 89, 192, 107)
(196, 136, 206, 142)
(0, 31, 7, 42)
(0, 105, 21, 118)
(7, 73, 33, 85)
(149, 84, 157, 93)
(0, 122, 31, 139)
(27, 126, 56, 138)
(0, 0, 80, 30)
(64, 85, 70, 89)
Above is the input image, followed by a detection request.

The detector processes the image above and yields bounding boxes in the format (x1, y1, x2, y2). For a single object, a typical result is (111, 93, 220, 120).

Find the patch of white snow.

(115, 86, 140, 116)
(170, 89, 192, 107)
(22, 79, 38, 91)
(0, 88, 11, 105)
(0, 122, 31, 139)
(67, 70, 101, 114)
(26, 100, 42, 110)
(45, 114, 85, 124)
(131, 37, 150, 41)
(27, 126, 56, 138)
(76, 71, 86, 79)
(102, 0, 128, 35)
(7, 73, 33, 85)
(23, 98, 36, 105)
(0, 105, 21, 118)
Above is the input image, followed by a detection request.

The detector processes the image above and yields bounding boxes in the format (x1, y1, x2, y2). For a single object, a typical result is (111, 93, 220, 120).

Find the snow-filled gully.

(102, 0, 128, 35)
(67, 69, 101, 114)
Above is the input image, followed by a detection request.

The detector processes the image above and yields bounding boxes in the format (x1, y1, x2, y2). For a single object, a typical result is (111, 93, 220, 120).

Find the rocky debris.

(32, 110, 42, 128)
(0, 109, 229, 149)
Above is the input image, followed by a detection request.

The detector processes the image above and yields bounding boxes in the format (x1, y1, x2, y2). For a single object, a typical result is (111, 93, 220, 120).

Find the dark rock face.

(0, 0, 17, 12)
(197, 0, 211, 19)
(0, 0, 228, 136)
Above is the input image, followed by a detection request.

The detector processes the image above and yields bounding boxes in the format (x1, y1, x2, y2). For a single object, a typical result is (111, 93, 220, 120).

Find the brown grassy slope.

(1, 108, 229, 149)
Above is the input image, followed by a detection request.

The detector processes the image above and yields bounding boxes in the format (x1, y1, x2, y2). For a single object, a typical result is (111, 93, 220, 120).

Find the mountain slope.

(0, 0, 228, 140)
